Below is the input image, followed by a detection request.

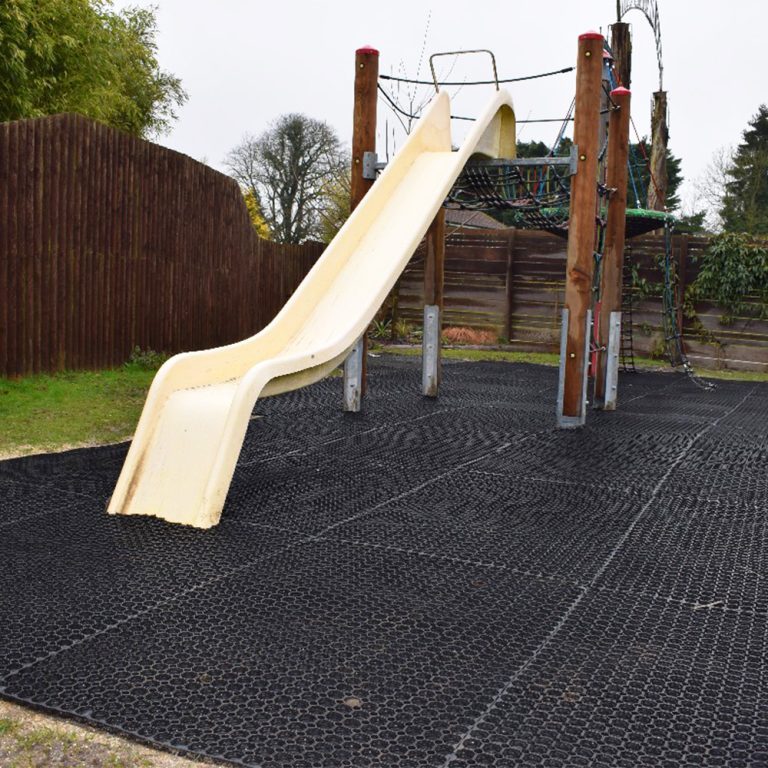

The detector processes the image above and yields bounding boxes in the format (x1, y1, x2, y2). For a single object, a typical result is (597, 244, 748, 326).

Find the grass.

(696, 367, 768, 382)
(0, 702, 209, 767)
(377, 344, 768, 380)
(376, 344, 674, 370)
(1, 347, 767, 460)
(0, 363, 155, 458)
(376, 345, 563, 366)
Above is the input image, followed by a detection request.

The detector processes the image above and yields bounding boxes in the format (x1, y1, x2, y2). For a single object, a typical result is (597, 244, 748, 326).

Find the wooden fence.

(396, 229, 768, 372)
(3, 113, 765, 377)
(0, 113, 323, 377)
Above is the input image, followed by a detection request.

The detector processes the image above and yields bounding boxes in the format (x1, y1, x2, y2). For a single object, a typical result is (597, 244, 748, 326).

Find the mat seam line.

(440, 384, 758, 766)
(0, 438, 523, 686)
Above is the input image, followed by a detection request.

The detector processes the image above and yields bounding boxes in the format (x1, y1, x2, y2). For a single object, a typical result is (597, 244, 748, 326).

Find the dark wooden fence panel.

(395, 229, 768, 371)
(0, 113, 323, 377)
(4, 113, 766, 376)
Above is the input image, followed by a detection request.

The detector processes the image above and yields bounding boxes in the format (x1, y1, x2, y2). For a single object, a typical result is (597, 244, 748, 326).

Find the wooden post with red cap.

(594, 86, 632, 410)
(556, 31, 604, 428)
(343, 45, 379, 412)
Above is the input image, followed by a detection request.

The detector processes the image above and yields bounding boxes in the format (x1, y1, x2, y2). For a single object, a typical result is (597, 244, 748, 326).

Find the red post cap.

(610, 87, 631, 97)
(356, 45, 379, 55)
(579, 31, 604, 41)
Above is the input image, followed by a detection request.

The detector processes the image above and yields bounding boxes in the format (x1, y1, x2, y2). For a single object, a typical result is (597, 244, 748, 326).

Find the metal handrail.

(429, 49, 499, 93)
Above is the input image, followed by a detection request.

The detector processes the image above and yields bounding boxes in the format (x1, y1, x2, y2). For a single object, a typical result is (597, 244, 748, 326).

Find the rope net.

(446, 161, 573, 235)
(446, 160, 674, 239)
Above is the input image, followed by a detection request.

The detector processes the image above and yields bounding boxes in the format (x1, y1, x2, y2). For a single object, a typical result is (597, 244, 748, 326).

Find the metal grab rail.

(429, 49, 499, 93)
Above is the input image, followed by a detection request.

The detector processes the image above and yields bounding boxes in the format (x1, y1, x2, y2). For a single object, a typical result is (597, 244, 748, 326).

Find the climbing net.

(660, 222, 714, 389)
(446, 159, 573, 235)
(378, 47, 705, 384)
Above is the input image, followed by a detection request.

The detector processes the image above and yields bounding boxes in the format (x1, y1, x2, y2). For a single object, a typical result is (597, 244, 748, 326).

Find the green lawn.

(1, 348, 765, 459)
(0, 365, 155, 458)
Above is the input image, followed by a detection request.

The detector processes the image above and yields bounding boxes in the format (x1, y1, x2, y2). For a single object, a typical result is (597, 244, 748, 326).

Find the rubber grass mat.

(1, 358, 767, 767)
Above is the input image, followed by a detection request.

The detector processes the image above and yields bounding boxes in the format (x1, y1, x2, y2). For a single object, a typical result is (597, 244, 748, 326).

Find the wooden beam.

(557, 31, 604, 428)
(594, 86, 632, 409)
(350, 46, 379, 210)
(647, 90, 668, 211)
(343, 45, 379, 410)
(423, 209, 445, 307)
(610, 22, 632, 89)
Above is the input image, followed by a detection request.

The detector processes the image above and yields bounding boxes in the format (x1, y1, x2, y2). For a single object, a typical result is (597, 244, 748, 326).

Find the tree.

(675, 209, 708, 234)
(225, 114, 348, 244)
(626, 139, 682, 211)
(692, 146, 734, 232)
(242, 189, 270, 240)
(720, 105, 768, 234)
(315, 172, 351, 244)
(0, 0, 186, 137)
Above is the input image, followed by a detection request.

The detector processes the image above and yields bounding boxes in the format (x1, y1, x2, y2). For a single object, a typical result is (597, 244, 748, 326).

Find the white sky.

(116, 0, 767, 214)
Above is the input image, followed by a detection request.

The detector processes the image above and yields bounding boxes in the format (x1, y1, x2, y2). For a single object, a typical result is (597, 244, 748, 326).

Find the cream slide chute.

(108, 89, 516, 528)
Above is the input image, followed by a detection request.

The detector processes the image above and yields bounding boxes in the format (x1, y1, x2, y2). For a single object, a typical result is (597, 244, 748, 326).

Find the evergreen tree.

(720, 105, 768, 234)
(626, 139, 682, 211)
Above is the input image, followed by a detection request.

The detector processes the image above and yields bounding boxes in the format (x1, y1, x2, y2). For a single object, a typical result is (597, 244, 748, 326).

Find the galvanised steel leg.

(343, 336, 364, 412)
(422, 304, 440, 397)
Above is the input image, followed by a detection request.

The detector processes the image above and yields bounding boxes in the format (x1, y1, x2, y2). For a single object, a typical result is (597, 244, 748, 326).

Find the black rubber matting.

(1, 358, 767, 767)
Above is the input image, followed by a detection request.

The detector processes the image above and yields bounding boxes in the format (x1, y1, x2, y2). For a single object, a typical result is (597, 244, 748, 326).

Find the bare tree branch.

(224, 114, 347, 243)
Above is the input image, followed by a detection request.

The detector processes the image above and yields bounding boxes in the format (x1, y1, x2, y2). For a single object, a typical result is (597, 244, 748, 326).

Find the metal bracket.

(342, 336, 364, 412)
(422, 305, 440, 397)
(362, 151, 378, 181)
(602, 312, 622, 411)
(569, 144, 579, 176)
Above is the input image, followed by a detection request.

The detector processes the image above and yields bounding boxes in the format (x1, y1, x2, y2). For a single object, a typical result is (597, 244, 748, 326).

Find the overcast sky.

(116, 0, 766, 215)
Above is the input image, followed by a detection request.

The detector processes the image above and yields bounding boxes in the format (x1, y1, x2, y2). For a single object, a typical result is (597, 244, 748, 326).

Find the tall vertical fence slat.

(0, 114, 324, 377)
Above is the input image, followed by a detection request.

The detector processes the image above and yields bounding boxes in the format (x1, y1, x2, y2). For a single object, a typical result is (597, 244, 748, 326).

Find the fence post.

(556, 31, 604, 428)
(343, 45, 379, 412)
(504, 229, 516, 342)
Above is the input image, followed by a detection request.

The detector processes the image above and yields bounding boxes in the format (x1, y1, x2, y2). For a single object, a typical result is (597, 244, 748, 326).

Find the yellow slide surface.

(108, 89, 516, 528)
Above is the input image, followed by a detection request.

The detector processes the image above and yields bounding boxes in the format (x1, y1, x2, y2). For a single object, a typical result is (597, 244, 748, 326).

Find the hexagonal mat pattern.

(1, 358, 767, 767)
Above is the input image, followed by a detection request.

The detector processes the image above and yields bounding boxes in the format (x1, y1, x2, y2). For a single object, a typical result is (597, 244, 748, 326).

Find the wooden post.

(610, 22, 632, 89)
(594, 87, 632, 409)
(677, 234, 688, 349)
(556, 31, 604, 429)
(504, 229, 516, 341)
(423, 211, 445, 316)
(599, 50, 612, 183)
(422, 208, 445, 396)
(343, 45, 379, 411)
(647, 90, 668, 211)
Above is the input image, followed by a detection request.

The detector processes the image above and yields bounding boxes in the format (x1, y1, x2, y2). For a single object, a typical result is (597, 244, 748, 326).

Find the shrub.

(124, 346, 169, 371)
(442, 326, 498, 346)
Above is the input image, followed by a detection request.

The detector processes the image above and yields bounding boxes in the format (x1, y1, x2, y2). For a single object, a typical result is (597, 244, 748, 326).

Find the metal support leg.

(556, 308, 592, 429)
(602, 311, 622, 411)
(422, 304, 440, 397)
(343, 336, 364, 412)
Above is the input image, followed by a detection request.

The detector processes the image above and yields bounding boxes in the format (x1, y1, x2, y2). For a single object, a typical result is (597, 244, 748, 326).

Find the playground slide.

(108, 89, 516, 528)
